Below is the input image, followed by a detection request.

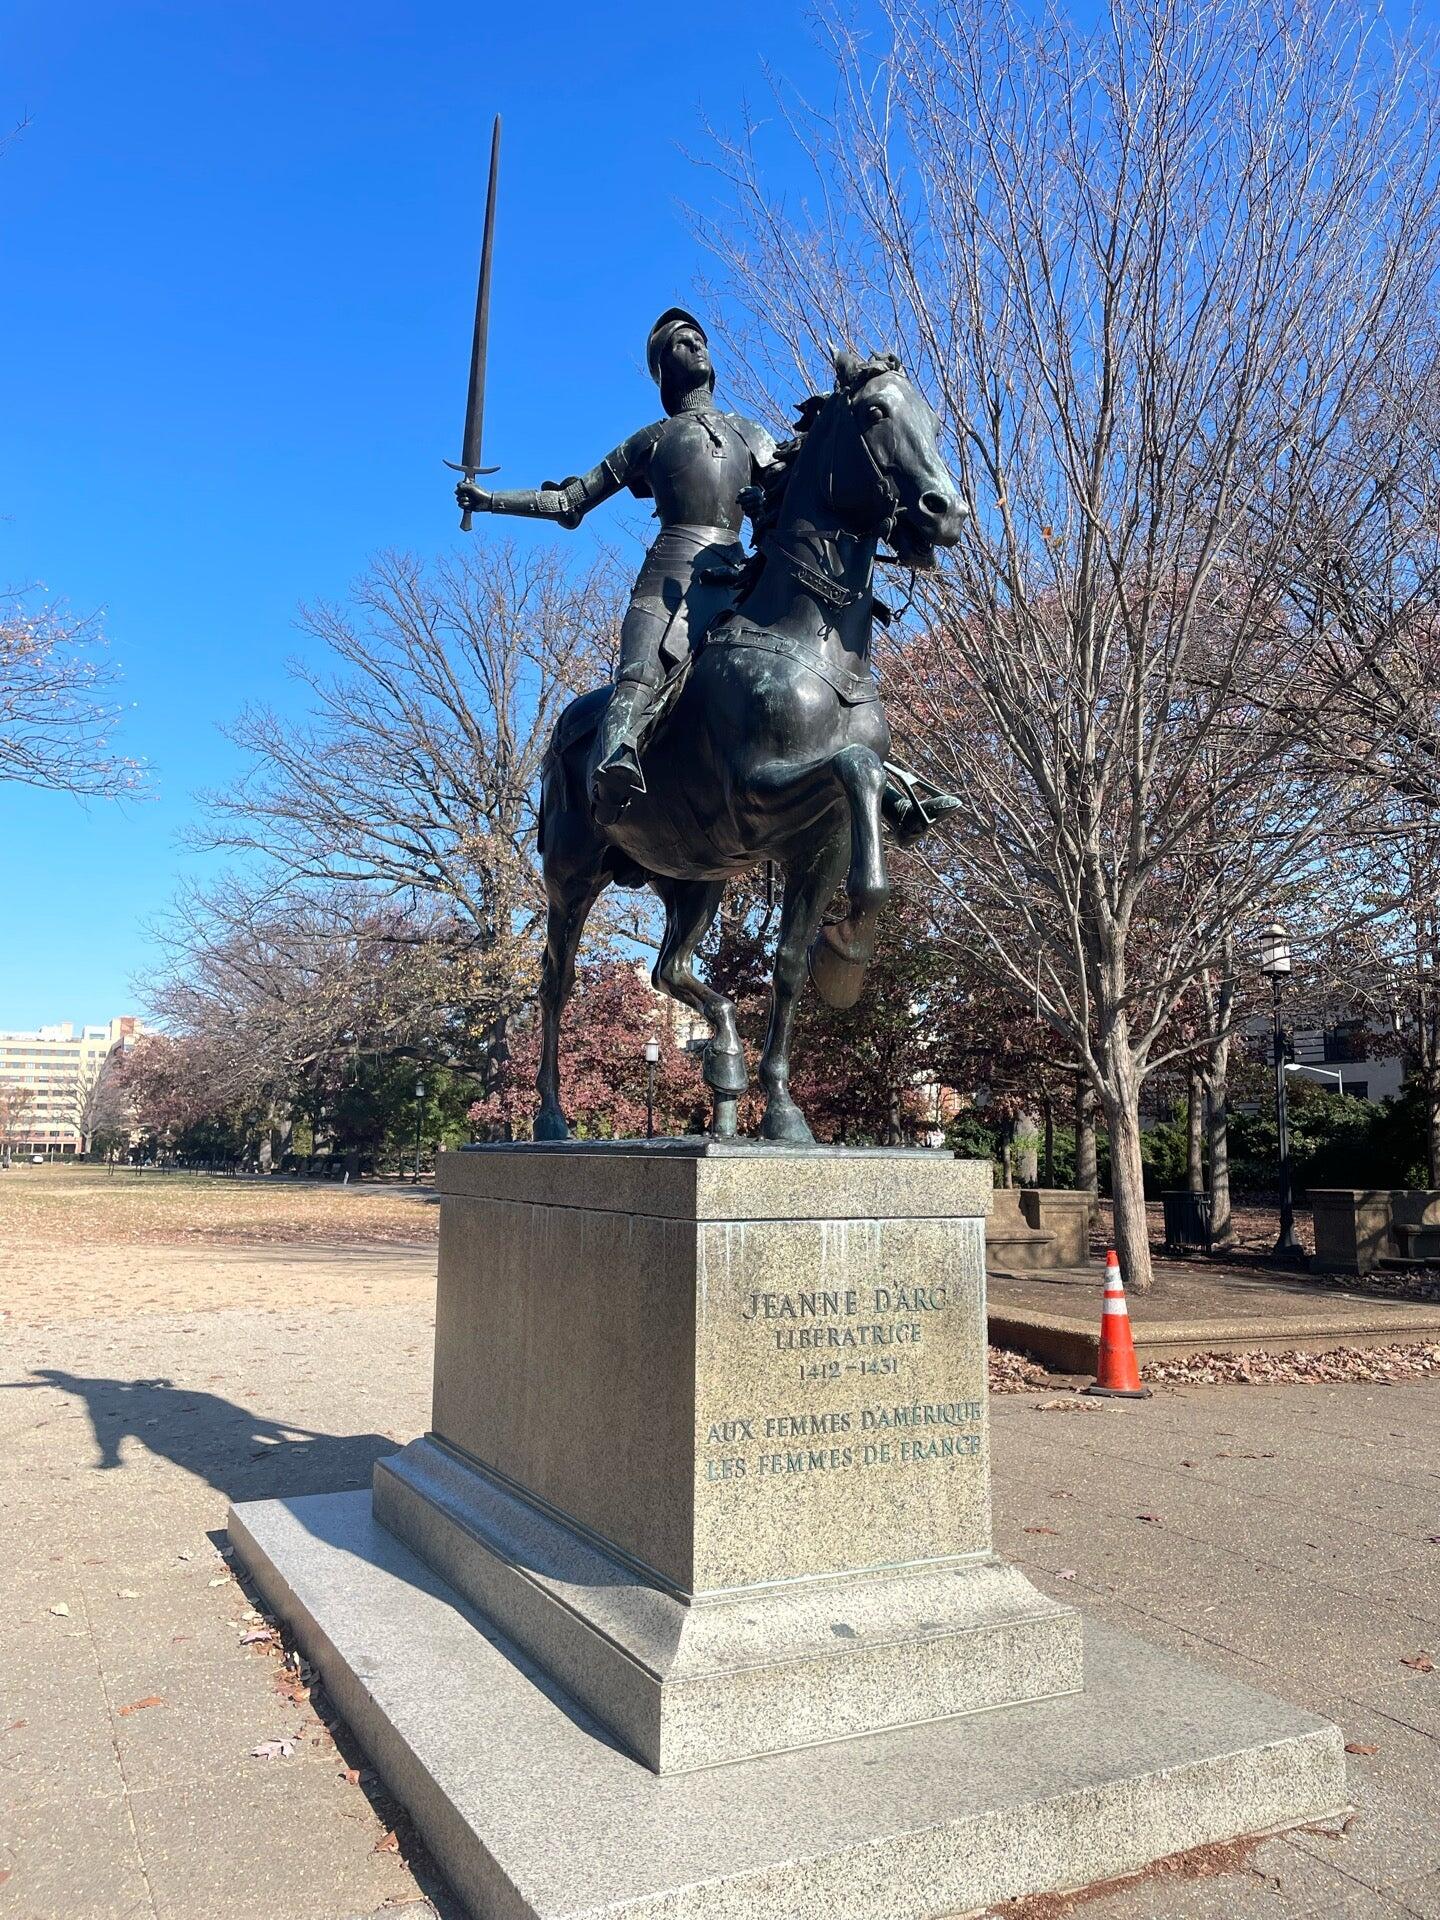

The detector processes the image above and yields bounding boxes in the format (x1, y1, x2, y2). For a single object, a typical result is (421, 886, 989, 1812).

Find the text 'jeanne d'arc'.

(740, 1286, 950, 1321)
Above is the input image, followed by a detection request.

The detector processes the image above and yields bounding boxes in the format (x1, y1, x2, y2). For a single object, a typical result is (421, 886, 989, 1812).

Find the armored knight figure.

(456, 308, 775, 815)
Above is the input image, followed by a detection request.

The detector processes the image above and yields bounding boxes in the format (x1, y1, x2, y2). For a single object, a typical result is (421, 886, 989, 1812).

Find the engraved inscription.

(711, 1273, 984, 1483)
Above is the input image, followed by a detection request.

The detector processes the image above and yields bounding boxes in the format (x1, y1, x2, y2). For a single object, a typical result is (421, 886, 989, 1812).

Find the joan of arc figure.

(456, 307, 775, 815)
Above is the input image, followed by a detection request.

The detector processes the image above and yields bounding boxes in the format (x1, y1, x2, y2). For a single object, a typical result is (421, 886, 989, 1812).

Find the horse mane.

(733, 353, 902, 598)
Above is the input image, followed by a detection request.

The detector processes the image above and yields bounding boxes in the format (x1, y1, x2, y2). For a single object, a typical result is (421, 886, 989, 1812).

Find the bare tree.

(143, 877, 478, 1125)
(0, 592, 142, 797)
(193, 542, 622, 1060)
(1317, 807, 1440, 1182)
(0, 1084, 35, 1167)
(71, 1052, 130, 1157)
(699, 0, 1438, 1286)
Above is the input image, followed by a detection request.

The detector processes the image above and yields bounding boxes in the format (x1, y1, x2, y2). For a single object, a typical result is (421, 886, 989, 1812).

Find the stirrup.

(883, 764, 960, 848)
(591, 748, 647, 821)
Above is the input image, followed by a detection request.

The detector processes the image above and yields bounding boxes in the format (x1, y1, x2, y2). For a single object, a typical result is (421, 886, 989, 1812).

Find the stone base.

(373, 1435, 1081, 1773)
(229, 1490, 1349, 1920)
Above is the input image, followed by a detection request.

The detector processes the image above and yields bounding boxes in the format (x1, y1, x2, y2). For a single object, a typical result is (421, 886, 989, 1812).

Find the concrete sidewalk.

(1, 1242, 1436, 1919)
(989, 1258, 1440, 1371)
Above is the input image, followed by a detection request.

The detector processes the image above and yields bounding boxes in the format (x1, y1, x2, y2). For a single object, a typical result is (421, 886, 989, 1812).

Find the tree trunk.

(1016, 1109, 1039, 1185)
(1186, 1069, 1204, 1194)
(1428, 1086, 1440, 1190)
(1074, 1075, 1098, 1210)
(1103, 1056, 1154, 1294)
(1203, 1033, 1233, 1244)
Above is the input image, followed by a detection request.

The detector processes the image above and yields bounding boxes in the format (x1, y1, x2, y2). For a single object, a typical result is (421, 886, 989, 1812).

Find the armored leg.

(591, 671, 659, 818)
(590, 592, 671, 820)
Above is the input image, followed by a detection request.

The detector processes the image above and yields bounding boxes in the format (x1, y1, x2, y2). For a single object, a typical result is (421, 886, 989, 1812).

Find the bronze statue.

(458, 309, 776, 818)
(448, 131, 966, 1142)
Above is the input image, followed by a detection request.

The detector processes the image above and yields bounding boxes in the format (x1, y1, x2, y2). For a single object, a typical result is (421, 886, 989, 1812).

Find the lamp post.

(1286, 1063, 1345, 1097)
(413, 1079, 425, 1185)
(1259, 925, 1304, 1260)
(643, 1037, 660, 1140)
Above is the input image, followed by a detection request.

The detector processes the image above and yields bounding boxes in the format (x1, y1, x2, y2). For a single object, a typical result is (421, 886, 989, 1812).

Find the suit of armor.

(472, 310, 775, 811)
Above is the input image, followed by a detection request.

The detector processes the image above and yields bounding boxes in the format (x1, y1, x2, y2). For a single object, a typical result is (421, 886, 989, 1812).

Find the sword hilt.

(446, 458, 498, 535)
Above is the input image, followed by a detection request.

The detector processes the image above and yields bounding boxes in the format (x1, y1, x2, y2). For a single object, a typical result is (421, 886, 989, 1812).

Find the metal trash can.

(1162, 1189, 1213, 1252)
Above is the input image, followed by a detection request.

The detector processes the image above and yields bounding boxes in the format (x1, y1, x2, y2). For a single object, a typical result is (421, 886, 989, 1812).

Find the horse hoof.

(807, 926, 869, 1010)
(762, 1102, 815, 1144)
(533, 1107, 571, 1142)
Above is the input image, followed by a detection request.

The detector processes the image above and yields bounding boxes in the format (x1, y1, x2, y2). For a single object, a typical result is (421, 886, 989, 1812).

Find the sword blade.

(459, 114, 501, 482)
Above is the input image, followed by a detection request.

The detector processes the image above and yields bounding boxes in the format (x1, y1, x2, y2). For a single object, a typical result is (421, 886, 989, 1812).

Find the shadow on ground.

(5, 1367, 400, 1501)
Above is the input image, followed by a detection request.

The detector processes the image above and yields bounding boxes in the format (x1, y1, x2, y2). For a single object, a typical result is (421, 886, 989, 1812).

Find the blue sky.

(0, 1, 839, 1030)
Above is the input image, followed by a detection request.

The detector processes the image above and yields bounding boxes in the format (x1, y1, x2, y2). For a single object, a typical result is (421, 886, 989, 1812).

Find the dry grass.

(0, 1164, 439, 1251)
(0, 1167, 441, 1322)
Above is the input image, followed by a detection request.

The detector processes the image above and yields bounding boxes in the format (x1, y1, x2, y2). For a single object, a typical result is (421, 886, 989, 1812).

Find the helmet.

(646, 306, 708, 385)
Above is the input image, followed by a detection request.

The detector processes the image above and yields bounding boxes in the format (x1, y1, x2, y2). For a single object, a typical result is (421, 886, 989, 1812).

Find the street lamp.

(413, 1079, 425, 1184)
(643, 1037, 660, 1140)
(1286, 1063, 1345, 1097)
(1259, 925, 1304, 1260)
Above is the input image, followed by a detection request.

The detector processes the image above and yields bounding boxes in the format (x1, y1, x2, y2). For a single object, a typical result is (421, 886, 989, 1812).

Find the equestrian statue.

(449, 133, 966, 1142)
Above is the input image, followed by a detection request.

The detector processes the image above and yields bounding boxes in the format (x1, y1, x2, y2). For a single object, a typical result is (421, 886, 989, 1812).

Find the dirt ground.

(0, 1167, 438, 1322)
(2, 1162, 1437, 1919)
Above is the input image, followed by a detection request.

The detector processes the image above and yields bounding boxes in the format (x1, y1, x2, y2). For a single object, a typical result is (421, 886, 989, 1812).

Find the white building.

(0, 1017, 143, 1158)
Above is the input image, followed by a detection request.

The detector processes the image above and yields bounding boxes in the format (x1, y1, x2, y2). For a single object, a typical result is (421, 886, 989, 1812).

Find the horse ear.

(833, 346, 860, 389)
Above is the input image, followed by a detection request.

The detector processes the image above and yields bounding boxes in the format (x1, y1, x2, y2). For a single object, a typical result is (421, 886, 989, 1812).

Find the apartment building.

(0, 1017, 142, 1157)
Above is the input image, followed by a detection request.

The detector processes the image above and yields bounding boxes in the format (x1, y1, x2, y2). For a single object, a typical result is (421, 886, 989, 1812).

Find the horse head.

(825, 349, 968, 567)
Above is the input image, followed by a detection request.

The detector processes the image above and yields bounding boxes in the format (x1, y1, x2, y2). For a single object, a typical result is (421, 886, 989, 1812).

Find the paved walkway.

(1, 1242, 1436, 1919)
(989, 1259, 1440, 1370)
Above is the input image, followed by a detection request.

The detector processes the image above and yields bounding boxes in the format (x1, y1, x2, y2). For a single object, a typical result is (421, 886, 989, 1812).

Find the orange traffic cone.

(1083, 1250, 1151, 1399)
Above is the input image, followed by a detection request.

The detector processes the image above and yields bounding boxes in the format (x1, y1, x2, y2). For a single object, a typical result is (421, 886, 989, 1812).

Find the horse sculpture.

(535, 350, 967, 1143)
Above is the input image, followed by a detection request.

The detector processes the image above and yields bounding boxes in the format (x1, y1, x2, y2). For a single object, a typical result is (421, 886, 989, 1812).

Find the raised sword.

(445, 114, 501, 530)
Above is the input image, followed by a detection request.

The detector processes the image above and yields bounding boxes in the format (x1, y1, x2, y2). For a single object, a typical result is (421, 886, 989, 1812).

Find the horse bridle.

(841, 377, 903, 543)
(757, 374, 916, 617)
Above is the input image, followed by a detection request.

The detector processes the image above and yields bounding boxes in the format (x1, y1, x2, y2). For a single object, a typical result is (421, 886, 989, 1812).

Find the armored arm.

(461, 429, 655, 530)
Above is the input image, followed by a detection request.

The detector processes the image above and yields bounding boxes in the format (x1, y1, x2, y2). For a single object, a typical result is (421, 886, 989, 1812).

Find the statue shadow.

(14, 1367, 399, 1503)
(16, 1366, 633, 1781)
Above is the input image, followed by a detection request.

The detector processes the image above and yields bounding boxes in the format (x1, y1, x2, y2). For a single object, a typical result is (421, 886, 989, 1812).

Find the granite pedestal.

(230, 1142, 1346, 1917)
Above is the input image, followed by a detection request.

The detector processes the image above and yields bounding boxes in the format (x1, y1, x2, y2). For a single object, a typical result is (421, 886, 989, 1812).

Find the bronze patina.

(460, 308, 777, 818)
(455, 287, 965, 1141)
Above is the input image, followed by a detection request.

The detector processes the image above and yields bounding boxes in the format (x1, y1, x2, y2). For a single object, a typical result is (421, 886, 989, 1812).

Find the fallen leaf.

(1056, 1568, 1077, 1580)
(341, 1766, 361, 1785)
(48, 1603, 70, 1617)
(116, 1589, 140, 1600)
(1344, 1741, 1378, 1755)
(1180, 1459, 1196, 1468)
(0, 1870, 9, 1886)
(240, 1629, 273, 1645)
(117, 1696, 164, 1717)
(373, 1830, 400, 1854)
(207, 1576, 229, 1588)
(1400, 1653, 1434, 1673)
(6, 1719, 26, 1731)
(1023, 1524, 1060, 1536)
(251, 1739, 295, 1759)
